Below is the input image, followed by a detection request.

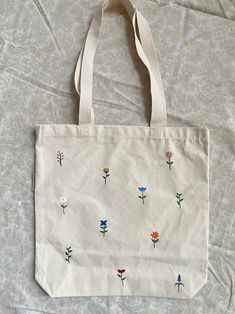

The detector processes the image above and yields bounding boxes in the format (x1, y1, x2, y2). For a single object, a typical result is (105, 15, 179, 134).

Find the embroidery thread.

(60, 196, 68, 215)
(100, 220, 108, 236)
(117, 269, 126, 286)
(174, 274, 184, 292)
(176, 193, 184, 208)
(65, 246, 72, 263)
(103, 167, 110, 186)
(57, 151, 64, 166)
(150, 230, 160, 248)
(138, 187, 147, 204)
(166, 151, 173, 170)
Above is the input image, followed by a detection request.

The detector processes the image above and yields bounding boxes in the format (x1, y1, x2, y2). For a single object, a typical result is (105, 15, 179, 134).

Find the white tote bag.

(35, 0, 209, 298)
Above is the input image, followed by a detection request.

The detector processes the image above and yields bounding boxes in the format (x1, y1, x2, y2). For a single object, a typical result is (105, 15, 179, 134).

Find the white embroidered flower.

(60, 197, 68, 212)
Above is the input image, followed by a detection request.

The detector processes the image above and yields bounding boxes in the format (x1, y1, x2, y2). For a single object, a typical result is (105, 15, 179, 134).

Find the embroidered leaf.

(177, 200, 180, 205)
(65, 252, 68, 256)
(106, 174, 110, 177)
(138, 196, 142, 199)
(143, 195, 147, 198)
(122, 277, 126, 280)
(103, 176, 106, 179)
(180, 198, 184, 202)
(117, 274, 121, 277)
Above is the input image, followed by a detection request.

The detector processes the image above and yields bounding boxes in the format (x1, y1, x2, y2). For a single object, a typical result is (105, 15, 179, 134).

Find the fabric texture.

(1, 0, 234, 312)
(35, 0, 209, 298)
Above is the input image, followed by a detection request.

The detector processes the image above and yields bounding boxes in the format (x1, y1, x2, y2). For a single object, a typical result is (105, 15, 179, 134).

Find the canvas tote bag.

(34, 0, 209, 298)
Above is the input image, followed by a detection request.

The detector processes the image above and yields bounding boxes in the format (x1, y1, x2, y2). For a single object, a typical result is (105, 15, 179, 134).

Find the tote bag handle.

(74, 0, 167, 127)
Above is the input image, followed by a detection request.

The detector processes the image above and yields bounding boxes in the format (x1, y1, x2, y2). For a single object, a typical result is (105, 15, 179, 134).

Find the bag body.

(35, 0, 209, 299)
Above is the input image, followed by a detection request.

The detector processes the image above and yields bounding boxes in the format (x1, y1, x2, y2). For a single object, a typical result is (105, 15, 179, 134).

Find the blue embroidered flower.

(100, 219, 108, 236)
(138, 187, 146, 193)
(138, 187, 147, 204)
(100, 220, 107, 227)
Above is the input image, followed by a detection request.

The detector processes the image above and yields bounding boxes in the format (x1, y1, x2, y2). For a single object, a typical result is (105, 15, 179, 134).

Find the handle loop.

(74, 0, 167, 127)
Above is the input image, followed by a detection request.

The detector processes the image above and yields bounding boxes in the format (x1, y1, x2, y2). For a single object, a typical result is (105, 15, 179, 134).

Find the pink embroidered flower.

(165, 151, 174, 170)
(165, 151, 173, 158)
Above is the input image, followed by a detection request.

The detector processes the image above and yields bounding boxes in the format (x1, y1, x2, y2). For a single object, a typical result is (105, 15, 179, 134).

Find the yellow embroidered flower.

(103, 167, 109, 174)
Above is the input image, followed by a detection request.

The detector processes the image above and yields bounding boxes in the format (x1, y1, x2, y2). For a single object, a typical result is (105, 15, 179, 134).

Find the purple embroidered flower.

(138, 187, 147, 204)
(174, 274, 184, 292)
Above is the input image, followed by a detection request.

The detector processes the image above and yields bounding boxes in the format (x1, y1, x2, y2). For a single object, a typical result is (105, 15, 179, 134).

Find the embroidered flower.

(57, 151, 64, 166)
(103, 167, 110, 185)
(165, 151, 173, 170)
(150, 230, 160, 248)
(174, 274, 184, 292)
(65, 246, 72, 263)
(60, 196, 68, 215)
(100, 219, 108, 236)
(138, 187, 147, 204)
(117, 269, 126, 286)
(176, 193, 184, 209)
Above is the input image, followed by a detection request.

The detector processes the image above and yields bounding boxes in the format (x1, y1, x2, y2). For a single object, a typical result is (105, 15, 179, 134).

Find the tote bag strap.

(74, 0, 167, 127)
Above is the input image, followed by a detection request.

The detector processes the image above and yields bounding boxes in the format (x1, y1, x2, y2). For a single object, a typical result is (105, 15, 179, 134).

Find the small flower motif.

(100, 219, 108, 236)
(176, 193, 184, 209)
(117, 269, 126, 286)
(165, 151, 173, 170)
(60, 196, 68, 215)
(138, 187, 147, 204)
(102, 167, 110, 186)
(150, 230, 160, 248)
(57, 151, 64, 166)
(65, 246, 72, 263)
(174, 274, 184, 292)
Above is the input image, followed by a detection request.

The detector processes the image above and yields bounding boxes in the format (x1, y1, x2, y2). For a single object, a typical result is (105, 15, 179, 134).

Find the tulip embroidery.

(165, 151, 173, 170)
(57, 151, 64, 166)
(103, 167, 110, 186)
(150, 231, 160, 248)
(174, 274, 184, 292)
(117, 269, 126, 286)
(65, 246, 72, 263)
(60, 196, 68, 215)
(100, 220, 108, 236)
(176, 193, 184, 208)
(138, 187, 147, 204)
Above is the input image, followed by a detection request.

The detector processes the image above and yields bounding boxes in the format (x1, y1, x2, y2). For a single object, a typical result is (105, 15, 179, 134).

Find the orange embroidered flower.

(151, 231, 159, 239)
(151, 230, 160, 248)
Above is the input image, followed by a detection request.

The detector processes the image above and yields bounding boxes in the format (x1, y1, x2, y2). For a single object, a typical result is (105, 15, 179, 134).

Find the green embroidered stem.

(176, 193, 184, 209)
(166, 157, 174, 170)
(174, 282, 184, 292)
(151, 238, 159, 248)
(65, 246, 72, 263)
(61, 204, 67, 215)
(100, 226, 108, 236)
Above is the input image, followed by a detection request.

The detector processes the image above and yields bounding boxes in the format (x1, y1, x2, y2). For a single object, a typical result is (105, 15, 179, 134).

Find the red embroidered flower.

(117, 269, 125, 274)
(117, 269, 126, 286)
